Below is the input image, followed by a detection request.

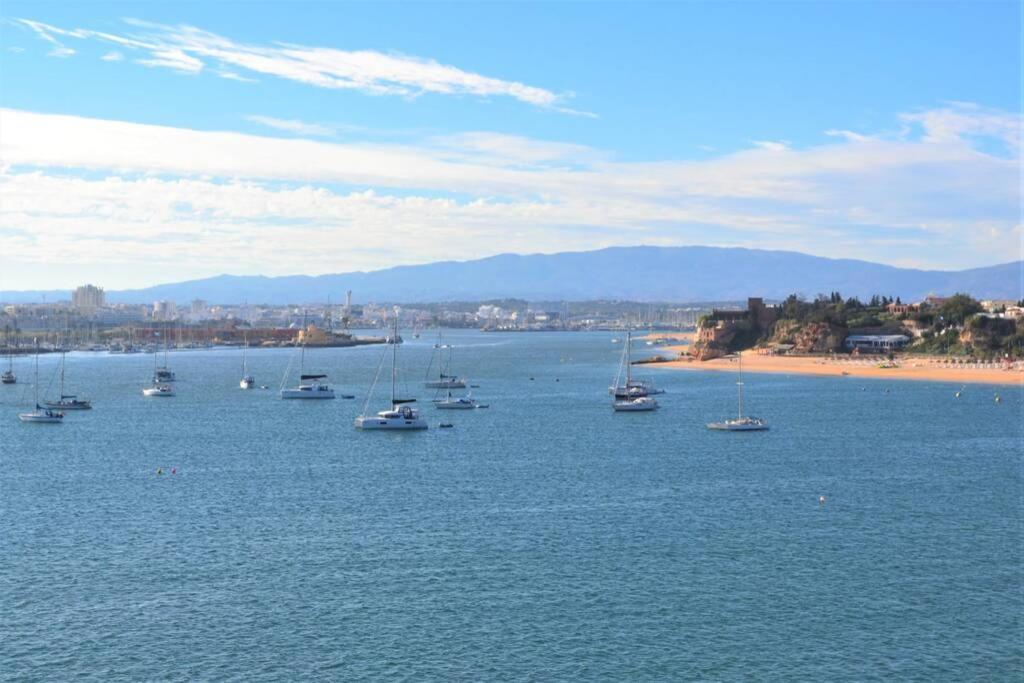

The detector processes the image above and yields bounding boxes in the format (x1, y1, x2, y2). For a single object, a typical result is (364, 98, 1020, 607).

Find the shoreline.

(653, 348, 1024, 387)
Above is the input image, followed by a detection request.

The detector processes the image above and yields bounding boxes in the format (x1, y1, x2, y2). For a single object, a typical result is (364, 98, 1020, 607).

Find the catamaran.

(707, 354, 768, 431)
(240, 333, 255, 389)
(424, 331, 467, 388)
(355, 316, 427, 429)
(19, 340, 64, 423)
(612, 331, 658, 412)
(280, 320, 334, 399)
(44, 340, 92, 410)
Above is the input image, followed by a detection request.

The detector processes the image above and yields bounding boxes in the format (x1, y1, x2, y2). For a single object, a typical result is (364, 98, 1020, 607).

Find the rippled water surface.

(2, 331, 1021, 680)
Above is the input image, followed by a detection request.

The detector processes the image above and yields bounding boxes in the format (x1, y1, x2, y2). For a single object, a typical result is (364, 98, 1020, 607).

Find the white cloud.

(0, 103, 1019, 287)
(100, 50, 124, 62)
(217, 70, 257, 83)
(14, 18, 588, 115)
(245, 115, 335, 137)
(900, 103, 1020, 150)
(752, 140, 790, 152)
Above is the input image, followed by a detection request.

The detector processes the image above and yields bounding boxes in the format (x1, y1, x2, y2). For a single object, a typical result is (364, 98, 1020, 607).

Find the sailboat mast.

(33, 338, 39, 406)
(737, 353, 744, 420)
(625, 330, 632, 386)
(242, 332, 248, 373)
(391, 315, 398, 405)
(299, 309, 306, 375)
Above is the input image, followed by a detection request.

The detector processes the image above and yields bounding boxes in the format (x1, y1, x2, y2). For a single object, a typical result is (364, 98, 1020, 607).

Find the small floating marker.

(156, 468, 163, 475)
(819, 495, 826, 505)
(439, 423, 454, 428)
(555, 378, 560, 382)
(529, 377, 535, 381)
(171, 468, 177, 475)
(995, 393, 1002, 404)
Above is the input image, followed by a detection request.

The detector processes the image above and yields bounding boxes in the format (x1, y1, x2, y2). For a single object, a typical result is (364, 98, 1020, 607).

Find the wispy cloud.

(13, 18, 590, 115)
(0, 102, 1018, 283)
(100, 50, 123, 62)
(245, 115, 335, 137)
(752, 140, 790, 152)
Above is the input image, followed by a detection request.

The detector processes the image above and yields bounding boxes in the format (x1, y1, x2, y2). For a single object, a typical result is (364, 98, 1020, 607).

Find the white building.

(844, 334, 910, 352)
(152, 300, 178, 321)
(72, 284, 105, 311)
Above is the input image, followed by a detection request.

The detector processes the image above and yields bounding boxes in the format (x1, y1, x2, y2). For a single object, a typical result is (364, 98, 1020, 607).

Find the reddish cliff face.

(768, 320, 846, 353)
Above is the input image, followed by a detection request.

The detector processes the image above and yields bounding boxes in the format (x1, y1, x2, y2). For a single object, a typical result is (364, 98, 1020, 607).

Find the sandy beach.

(653, 347, 1024, 386)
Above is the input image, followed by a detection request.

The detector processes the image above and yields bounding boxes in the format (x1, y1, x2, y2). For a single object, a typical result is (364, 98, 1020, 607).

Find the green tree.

(937, 293, 982, 326)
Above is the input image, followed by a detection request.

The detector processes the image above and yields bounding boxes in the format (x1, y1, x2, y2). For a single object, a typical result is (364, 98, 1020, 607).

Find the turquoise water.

(2, 331, 1021, 680)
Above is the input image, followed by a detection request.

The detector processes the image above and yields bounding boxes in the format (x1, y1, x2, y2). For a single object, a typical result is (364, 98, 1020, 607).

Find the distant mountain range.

(5, 247, 1022, 305)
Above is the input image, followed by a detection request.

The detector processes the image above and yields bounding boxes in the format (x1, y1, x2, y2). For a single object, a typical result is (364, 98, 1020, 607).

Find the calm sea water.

(1, 331, 1021, 680)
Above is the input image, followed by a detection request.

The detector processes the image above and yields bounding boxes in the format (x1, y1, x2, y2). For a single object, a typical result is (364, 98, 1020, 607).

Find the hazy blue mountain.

(4, 247, 1021, 305)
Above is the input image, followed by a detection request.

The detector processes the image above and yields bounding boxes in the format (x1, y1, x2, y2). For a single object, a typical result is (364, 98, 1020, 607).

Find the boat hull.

(613, 399, 659, 412)
(707, 420, 769, 431)
(240, 378, 255, 389)
(280, 388, 335, 399)
(425, 380, 467, 389)
(435, 401, 477, 410)
(354, 415, 428, 429)
(19, 412, 63, 423)
(44, 401, 92, 410)
(142, 387, 175, 397)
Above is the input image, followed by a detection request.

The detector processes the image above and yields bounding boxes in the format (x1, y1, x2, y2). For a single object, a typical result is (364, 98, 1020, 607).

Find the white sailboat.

(240, 333, 255, 389)
(707, 354, 768, 431)
(2, 325, 15, 384)
(424, 330, 467, 388)
(434, 390, 484, 410)
(18, 340, 64, 423)
(144, 331, 176, 397)
(280, 319, 334, 399)
(153, 331, 175, 383)
(355, 315, 427, 429)
(44, 339, 92, 410)
(609, 332, 663, 399)
(613, 331, 658, 412)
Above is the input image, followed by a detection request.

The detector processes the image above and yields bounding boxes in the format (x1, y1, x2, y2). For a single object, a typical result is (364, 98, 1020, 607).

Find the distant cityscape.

(0, 283, 713, 350)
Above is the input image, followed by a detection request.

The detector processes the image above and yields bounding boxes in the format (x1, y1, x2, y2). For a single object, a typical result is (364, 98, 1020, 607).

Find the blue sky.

(0, 1, 1020, 289)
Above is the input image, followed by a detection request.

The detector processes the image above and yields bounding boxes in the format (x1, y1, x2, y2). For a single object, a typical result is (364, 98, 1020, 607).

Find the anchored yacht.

(45, 342, 92, 410)
(280, 314, 335, 399)
(240, 333, 255, 389)
(612, 331, 658, 412)
(355, 316, 427, 430)
(19, 340, 64, 423)
(434, 391, 483, 410)
(424, 332, 468, 388)
(707, 354, 768, 431)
